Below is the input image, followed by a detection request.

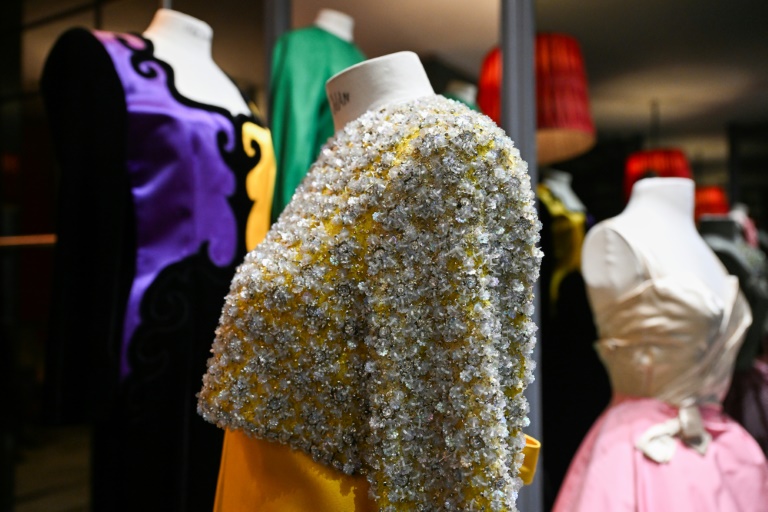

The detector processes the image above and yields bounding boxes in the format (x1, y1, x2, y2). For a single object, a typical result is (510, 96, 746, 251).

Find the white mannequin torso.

(314, 9, 354, 42)
(143, 8, 249, 117)
(582, 178, 729, 313)
(326, 51, 435, 131)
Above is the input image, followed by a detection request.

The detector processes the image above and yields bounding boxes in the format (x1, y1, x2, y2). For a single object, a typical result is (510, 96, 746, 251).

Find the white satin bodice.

(588, 222, 752, 461)
(592, 223, 751, 406)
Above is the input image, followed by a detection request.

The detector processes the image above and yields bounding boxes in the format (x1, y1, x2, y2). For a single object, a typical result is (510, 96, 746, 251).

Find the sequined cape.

(198, 96, 542, 512)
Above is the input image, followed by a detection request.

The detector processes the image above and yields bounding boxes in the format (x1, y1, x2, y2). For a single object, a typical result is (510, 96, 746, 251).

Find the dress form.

(143, 8, 249, 116)
(326, 51, 435, 131)
(556, 181, 768, 511)
(542, 168, 586, 213)
(314, 8, 354, 42)
(210, 51, 435, 512)
(583, 178, 729, 313)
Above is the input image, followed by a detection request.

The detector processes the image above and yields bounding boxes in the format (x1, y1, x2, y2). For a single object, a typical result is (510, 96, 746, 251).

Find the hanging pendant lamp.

(477, 33, 596, 165)
(694, 185, 730, 220)
(624, 148, 693, 200)
(536, 33, 596, 165)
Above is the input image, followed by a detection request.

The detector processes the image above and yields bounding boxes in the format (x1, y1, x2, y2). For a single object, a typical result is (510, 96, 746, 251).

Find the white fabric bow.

(635, 404, 711, 463)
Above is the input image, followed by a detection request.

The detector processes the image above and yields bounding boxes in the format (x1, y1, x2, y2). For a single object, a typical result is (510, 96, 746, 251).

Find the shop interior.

(1, 0, 767, 511)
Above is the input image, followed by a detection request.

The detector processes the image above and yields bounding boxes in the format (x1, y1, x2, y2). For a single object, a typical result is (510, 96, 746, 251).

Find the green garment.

(443, 92, 479, 111)
(270, 26, 365, 222)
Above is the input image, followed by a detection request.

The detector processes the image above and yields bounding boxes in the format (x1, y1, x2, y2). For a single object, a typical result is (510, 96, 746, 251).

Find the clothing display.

(700, 216, 768, 456)
(42, 27, 275, 511)
(537, 177, 609, 507)
(269, 25, 365, 221)
(537, 182, 586, 306)
(554, 218, 768, 512)
(199, 95, 542, 511)
(700, 217, 768, 371)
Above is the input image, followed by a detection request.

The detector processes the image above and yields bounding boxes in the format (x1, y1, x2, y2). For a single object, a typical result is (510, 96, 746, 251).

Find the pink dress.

(554, 227, 768, 512)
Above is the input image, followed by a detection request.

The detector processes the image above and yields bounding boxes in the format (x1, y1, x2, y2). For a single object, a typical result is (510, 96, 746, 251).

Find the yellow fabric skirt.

(214, 429, 376, 512)
(214, 430, 540, 511)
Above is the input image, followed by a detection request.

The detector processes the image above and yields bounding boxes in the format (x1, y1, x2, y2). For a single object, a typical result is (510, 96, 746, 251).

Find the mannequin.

(583, 178, 729, 313)
(553, 177, 768, 511)
(143, 9, 249, 116)
(314, 8, 354, 42)
(326, 51, 434, 130)
(201, 52, 541, 511)
(212, 52, 435, 512)
(269, 9, 365, 221)
(541, 168, 586, 213)
(41, 9, 275, 511)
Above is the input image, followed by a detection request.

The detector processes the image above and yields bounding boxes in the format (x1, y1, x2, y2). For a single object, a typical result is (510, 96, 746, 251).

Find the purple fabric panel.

(93, 31, 238, 377)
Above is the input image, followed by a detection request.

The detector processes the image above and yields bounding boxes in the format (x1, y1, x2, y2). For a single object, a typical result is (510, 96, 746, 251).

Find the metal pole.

(501, 1, 542, 511)
(264, 0, 291, 124)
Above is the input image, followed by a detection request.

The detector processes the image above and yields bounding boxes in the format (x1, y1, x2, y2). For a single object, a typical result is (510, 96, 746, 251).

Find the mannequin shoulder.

(581, 220, 646, 304)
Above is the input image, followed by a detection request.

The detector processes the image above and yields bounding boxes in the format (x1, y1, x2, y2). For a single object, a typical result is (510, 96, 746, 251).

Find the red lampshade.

(476, 33, 596, 165)
(624, 148, 693, 200)
(477, 47, 502, 126)
(694, 186, 729, 220)
(536, 33, 596, 165)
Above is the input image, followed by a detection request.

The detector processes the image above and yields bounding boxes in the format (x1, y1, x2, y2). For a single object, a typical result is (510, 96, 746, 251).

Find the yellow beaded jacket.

(198, 96, 542, 511)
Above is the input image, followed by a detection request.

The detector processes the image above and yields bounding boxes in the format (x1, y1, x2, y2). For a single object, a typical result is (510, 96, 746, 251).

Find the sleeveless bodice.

(593, 224, 751, 408)
(553, 220, 768, 512)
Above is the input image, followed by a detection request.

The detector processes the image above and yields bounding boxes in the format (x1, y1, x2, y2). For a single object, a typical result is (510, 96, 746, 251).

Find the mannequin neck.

(314, 9, 354, 42)
(543, 167, 573, 186)
(141, 8, 249, 117)
(326, 51, 435, 131)
(143, 8, 213, 58)
(624, 178, 695, 223)
(542, 168, 586, 212)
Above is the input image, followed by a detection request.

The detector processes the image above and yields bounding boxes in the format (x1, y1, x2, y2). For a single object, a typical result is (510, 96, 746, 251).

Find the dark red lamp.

(694, 185, 730, 220)
(477, 33, 596, 165)
(624, 148, 693, 200)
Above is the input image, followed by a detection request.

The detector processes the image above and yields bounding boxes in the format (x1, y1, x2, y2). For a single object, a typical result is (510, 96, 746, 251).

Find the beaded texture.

(198, 96, 542, 511)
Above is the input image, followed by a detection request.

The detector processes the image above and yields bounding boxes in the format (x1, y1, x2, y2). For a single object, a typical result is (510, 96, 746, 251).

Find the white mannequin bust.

(326, 51, 435, 131)
(143, 8, 250, 117)
(542, 168, 586, 212)
(582, 178, 729, 313)
(314, 8, 354, 42)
